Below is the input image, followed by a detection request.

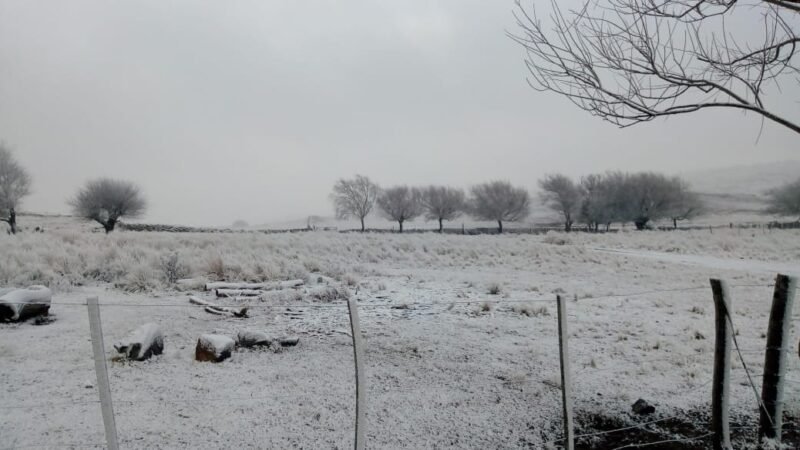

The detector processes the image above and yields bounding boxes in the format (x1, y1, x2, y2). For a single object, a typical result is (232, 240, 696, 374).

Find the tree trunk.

(634, 217, 648, 230)
(497, 220, 503, 234)
(8, 208, 16, 234)
(360, 217, 365, 232)
(565, 220, 572, 233)
(673, 218, 678, 229)
(398, 220, 404, 233)
(104, 218, 117, 233)
(438, 218, 443, 233)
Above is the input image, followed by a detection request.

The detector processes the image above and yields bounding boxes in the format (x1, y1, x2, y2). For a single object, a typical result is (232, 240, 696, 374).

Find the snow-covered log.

(175, 278, 206, 291)
(195, 334, 235, 362)
(0, 286, 52, 322)
(236, 330, 271, 348)
(188, 296, 248, 317)
(113, 323, 164, 361)
(205, 279, 304, 292)
(215, 289, 262, 298)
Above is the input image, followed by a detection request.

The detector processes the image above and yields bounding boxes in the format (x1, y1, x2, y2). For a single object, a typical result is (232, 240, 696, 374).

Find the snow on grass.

(1, 224, 799, 447)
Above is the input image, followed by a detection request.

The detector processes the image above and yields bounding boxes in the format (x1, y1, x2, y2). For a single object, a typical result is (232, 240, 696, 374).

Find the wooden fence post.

(347, 298, 366, 450)
(759, 274, 797, 442)
(709, 280, 732, 450)
(556, 295, 574, 450)
(87, 296, 120, 450)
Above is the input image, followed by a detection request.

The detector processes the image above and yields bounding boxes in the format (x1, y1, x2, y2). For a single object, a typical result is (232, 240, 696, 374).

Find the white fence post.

(87, 296, 120, 450)
(556, 295, 574, 450)
(347, 298, 366, 450)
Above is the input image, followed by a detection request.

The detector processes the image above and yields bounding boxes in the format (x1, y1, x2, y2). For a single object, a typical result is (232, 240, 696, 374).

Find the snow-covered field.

(2, 219, 799, 449)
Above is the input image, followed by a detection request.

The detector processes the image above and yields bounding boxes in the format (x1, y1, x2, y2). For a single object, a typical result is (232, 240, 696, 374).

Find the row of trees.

(331, 176, 529, 233)
(1, 142, 799, 235)
(331, 172, 705, 234)
(539, 172, 703, 231)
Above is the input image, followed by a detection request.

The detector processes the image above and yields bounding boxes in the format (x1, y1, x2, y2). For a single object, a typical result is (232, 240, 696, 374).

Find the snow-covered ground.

(1, 223, 799, 448)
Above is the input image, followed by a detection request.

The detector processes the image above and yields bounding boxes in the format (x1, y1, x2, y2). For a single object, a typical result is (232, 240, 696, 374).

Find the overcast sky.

(1, 0, 798, 226)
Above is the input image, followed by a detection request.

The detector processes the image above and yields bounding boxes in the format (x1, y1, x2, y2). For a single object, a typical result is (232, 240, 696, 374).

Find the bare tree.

(469, 181, 530, 233)
(70, 178, 146, 233)
(0, 144, 32, 234)
(511, 0, 800, 135)
(579, 172, 629, 231)
(330, 175, 380, 232)
(667, 178, 704, 228)
(766, 176, 800, 220)
(420, 186, 465, 232)
(539, 174, 581, 232)
(377, 186, 424, 233)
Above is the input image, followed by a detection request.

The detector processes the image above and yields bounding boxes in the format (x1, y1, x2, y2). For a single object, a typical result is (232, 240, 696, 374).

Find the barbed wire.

(0, 281, 777, 311)
(0, 442, 105, 450)
(608, 432, 714, 450)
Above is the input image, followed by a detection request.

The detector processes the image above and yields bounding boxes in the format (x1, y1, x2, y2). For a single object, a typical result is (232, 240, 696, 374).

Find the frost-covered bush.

(1, 226, 797, 294)
(160, 253, 189, 284)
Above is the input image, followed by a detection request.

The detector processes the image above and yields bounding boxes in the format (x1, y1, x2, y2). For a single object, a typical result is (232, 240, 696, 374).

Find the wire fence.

(1, 281, 797, 449)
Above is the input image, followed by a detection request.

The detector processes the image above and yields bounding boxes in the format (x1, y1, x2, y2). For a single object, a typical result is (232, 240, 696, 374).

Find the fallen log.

(0, 286, 52, 322)
(205, 279, 304, 292)
(215, 289, 262, 298)
(236, 330, 271, 348)
(188, 296, 248, 318)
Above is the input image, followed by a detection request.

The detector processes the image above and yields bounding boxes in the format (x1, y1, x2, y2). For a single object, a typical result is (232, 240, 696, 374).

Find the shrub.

(160, 253, 189, 284)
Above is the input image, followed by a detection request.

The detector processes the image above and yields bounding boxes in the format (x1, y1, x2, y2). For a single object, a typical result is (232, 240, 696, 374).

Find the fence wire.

(1, 281, 796, 448)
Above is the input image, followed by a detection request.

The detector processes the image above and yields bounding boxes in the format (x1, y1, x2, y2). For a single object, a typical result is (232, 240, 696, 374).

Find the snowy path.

(592, 247, 800, 276)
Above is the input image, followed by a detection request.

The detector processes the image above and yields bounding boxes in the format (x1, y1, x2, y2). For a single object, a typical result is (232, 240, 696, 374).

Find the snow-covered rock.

(236, 330, 271, 348)
(195, 334, 235, 362)
(114, 323, 164, 361)
(278, 336, 300, 347)
(632, 399, 655, 415)
(0, 286, 52, 322)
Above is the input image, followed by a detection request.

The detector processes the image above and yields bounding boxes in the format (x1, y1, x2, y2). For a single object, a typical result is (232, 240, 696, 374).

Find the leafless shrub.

(309, 285, 350, 302)
(512, 304, 550, 317)
(487, 283, 502, 295)
(0, 144, 32, 234)
(70, 178, 146, 233)
(206, 255, 225, 280)
(160, 253, 189, 284)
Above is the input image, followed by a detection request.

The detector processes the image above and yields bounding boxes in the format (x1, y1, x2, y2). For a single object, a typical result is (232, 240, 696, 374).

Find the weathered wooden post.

(709, 280, 732, 450)
(87, 296, 120, 450)
(556, 295, 574, 450)
(759, 274, 797, 442)
(347, 298, 366, 450)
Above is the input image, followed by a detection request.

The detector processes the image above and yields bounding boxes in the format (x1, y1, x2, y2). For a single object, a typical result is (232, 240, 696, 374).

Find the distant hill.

(679, 161, 800, 217)
(682, 160, 800, 195)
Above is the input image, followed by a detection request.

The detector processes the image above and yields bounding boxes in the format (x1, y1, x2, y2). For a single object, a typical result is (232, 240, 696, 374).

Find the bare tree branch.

(511, 0, 800, 134)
